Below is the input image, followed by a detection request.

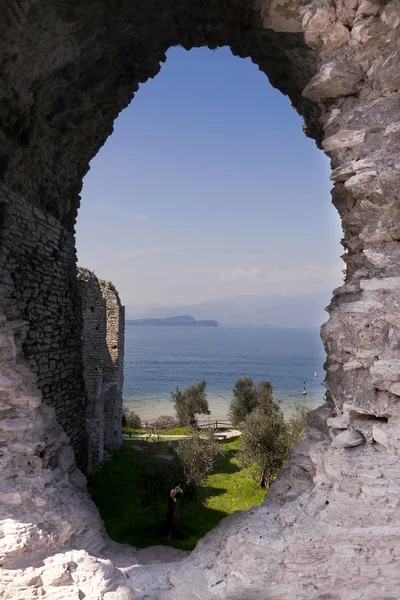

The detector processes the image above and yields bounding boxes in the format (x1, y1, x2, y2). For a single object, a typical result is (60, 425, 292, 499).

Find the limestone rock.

(303, 8, 350, 49)
(381, 0, 400, 29)
(372, 424, 389, 448)
(268, 0, 304, 32)
(331, 429, 365, 447)
(322, 129, 366, 151)
(302, 62, 362, 101)
(57, 445, 75, 472)
(327, 416, 348, 429)
(356, 0, 381, 16)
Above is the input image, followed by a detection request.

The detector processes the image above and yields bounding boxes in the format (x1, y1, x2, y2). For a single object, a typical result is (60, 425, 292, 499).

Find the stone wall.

(0, 184, 87, 466)
(77, 268, 125, 471)
(1, 0, 400, 598)
(100, 280, 125, 450)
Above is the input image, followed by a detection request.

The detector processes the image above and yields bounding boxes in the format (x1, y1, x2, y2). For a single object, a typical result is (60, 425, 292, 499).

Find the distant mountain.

(126, 292, 332, 327)
(127, 315, 218, 327)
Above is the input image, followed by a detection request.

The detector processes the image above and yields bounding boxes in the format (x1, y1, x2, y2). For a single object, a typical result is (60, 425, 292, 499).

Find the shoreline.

(123, 391, 324, 422)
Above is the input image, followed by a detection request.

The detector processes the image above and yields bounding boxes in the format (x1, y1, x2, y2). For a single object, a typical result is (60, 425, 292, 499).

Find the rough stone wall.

(0, 184, 87, 466)
(77, 268, 107, 471)
(77, 269, 125, 471)
(100, 280, 125, 451)
(1, 0, 400, 598)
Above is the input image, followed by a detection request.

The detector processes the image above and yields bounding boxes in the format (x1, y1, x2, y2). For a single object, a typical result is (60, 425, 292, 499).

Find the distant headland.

(126, 315, 218, 327)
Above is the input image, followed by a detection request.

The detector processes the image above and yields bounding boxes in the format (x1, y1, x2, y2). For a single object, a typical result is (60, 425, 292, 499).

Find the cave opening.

(76, 45, 342, 551)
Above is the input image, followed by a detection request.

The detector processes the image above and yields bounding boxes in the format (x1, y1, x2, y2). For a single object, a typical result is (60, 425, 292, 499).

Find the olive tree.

(228, 377, 280, 427)
(238, 406, 289, 488)
(171, 379, 210, 427)
(176, 430, 224, 486)
(228, 377, 258, 427)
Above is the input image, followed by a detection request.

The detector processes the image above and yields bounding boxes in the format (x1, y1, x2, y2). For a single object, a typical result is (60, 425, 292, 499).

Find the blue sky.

(76, 46, 343, 307)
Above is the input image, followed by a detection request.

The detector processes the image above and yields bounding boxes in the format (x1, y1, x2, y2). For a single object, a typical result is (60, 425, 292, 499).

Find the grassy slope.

(88, 437, 266, 551)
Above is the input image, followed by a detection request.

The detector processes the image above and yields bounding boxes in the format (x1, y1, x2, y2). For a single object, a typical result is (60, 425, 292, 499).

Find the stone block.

(303, 61, 362, 102)
(322, 129, 366, 151)
(327, 416, 348, 429)
(331, 429, 365, 447)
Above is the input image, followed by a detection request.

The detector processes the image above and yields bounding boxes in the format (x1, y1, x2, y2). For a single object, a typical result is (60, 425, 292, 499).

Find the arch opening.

(1, 0, 400, 598)
(77, 44, 342, 551)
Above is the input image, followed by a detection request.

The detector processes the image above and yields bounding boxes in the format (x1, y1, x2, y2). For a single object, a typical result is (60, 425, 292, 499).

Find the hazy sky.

(76, 46, 343, 307)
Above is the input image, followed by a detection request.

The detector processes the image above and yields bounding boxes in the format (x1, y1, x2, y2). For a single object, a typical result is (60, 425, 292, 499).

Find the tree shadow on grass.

(211, 436, 242, 475)
(212, 449, 240, 475)
(89, 438, 255, 552)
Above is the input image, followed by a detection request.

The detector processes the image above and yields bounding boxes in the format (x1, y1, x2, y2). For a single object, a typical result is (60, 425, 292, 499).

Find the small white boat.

(314, 372, 318, 378)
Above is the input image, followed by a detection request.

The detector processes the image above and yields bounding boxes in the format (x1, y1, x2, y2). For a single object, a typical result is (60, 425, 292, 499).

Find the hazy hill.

(125, 292, 332, 327)
(127, 315, 218, 327)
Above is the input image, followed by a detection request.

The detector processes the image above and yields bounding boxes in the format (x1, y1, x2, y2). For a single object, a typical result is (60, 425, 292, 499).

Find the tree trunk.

(258, 469, 269, 488)
(166, 485, 183, 539)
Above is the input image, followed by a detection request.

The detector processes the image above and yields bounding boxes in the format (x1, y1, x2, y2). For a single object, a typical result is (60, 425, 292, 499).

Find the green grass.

(88, 436, 266, 551)
(122, 426, 190, 436)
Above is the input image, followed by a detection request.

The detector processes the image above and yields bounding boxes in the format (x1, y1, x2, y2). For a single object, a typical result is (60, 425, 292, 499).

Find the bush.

(239, 407, 289, 488)
(228, 377, 280, 427)
(154, 415, 178, 429)
(286, 404, 309, 448)
(171, 380, 210, 427)
(228, 377, 258, 427)
(176, 430, 224, 486)
(122, 406, 142, 429)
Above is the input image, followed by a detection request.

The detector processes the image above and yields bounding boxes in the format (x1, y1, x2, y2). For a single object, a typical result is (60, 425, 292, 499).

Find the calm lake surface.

(123, 326, 327, 422)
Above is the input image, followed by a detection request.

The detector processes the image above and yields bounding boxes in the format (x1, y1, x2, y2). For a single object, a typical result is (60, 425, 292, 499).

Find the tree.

(228, 377, 258, 426)
(156, 415, 178, 429)
(228, 377, 280, 427)
(256, 379, 280, 415)
(176, 430, 224, 486)
(286, 404, 309, 448)
(238, 406, 289, 488)
(122, 406, 142, 429)
(171, 379, 210, 427)
(165, 484, 183, 539)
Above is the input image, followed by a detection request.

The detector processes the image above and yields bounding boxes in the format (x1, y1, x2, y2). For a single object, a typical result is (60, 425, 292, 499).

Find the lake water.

(123, 326, 327, 423)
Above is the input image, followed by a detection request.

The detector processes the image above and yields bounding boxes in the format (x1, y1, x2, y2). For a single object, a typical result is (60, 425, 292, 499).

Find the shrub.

(176, 430, 224, 486)
(154, 415, 178, 429)
(171, 380, 210, 427)
(239, 407, 289, 488)
(286, 404, 309, 448)
(122, 406, 142, 429)
(228, 377, 258, 427)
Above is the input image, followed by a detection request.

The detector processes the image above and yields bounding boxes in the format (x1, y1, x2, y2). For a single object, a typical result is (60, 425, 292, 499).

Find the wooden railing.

(123, 418, 233, 438)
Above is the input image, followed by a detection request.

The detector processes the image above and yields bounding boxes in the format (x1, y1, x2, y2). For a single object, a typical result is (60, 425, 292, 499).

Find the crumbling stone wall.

(1, 0, 400, 598)
(77, 269, 125, 471)
(100, 280, 125, 451)
(0, 184, 87, 466)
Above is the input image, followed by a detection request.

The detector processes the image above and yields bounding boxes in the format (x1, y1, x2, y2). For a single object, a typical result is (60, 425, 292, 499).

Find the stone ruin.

(77, 268, 125, 472)
(1, 0, 400, 597)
